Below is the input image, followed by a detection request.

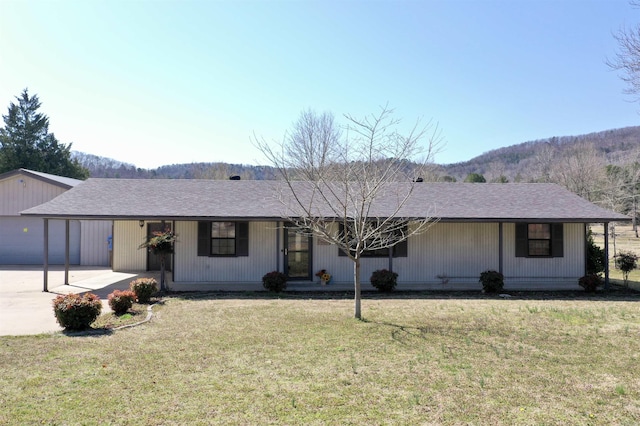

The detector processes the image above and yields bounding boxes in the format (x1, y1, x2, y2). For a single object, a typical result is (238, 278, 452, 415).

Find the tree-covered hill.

(75, 125, 640, 184)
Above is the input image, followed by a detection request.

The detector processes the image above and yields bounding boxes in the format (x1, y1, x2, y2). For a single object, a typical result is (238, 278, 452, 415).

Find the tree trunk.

(160, 255, 166, 291)
(353, 258, 361, 319)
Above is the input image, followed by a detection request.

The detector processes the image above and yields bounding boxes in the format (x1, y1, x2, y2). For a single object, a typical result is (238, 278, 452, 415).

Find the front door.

(147, 222, 172, 272)
(284, 226, 312, 280)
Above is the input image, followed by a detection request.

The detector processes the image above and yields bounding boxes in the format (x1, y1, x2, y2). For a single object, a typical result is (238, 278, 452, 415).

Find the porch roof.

(20, 178, 630, 223)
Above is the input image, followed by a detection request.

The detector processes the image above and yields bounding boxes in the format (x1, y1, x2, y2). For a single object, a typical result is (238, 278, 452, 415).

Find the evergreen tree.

(0, 89, 89, 179)
(464, 172, 486, 183)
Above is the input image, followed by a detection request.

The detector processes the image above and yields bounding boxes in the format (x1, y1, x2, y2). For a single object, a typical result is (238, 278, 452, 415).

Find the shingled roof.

(0, 168, 82, 189)
(20, 178, 629, 223)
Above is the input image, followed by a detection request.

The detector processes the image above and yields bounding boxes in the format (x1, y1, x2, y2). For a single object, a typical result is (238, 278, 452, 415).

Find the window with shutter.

(515, 223, 563, 258)
(197, 221, 249, 257)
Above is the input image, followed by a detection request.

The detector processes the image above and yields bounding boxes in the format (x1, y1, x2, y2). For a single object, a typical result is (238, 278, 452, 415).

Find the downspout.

(604, 222, 610, 290)
(43, 218, 49, 292)
(64, 219, 70, 285)
(388, 246, 393, 272)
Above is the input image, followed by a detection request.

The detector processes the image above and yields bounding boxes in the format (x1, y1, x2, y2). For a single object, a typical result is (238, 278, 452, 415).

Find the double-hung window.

(527, 224, 551, 256)
(197, 221, 249, 257)
(515, 223, 563, 258)
(211, 222, 237, 255)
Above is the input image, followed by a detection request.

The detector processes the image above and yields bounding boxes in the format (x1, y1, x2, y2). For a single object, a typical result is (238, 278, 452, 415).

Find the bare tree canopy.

(608, 1, 640, 101)
(256, 106, 443, 318)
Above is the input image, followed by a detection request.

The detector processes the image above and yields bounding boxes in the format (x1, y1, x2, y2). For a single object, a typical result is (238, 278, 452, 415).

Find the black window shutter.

(515, 223, 528, 257)
(197, 221, 211, 256)
(237, 222, 249, 256)
(552, 223, 564, 257)
(394, 239, 408, 257)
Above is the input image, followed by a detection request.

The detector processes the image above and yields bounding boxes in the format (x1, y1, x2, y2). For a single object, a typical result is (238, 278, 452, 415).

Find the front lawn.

(1, 294, 639, 425)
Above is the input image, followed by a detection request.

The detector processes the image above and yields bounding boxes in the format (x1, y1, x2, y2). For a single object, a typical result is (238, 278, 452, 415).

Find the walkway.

(0, 266, 151, 336)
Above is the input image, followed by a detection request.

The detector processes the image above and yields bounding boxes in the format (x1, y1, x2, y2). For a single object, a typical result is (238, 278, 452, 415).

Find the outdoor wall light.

(139, 220, 145, 228)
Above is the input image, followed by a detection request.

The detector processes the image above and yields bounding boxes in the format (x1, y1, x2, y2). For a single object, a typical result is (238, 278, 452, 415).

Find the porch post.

(604, 222, 610, 290)
(498, 222, 503, 274)
(276, 221, 281, 273)
(584, 224, 588, 276)
(64, 219, 70, 285)
(43, 219, 49, 292)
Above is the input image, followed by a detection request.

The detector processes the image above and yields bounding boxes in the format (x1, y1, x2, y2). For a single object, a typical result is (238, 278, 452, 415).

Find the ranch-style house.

(21, 178, 629, 291)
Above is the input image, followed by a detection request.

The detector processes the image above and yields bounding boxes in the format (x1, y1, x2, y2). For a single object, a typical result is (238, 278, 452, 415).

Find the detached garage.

(0, 169, 111, 266)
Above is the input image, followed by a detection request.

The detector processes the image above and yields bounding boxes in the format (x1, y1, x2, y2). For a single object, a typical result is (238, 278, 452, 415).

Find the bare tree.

(608, 1, 640, 101)
(549, 142, 605, 201)
(531, 142, 558, 183)
(256, 106, 442, 319)
(485, 161, 509, 183)
(192, 162, 255, 180)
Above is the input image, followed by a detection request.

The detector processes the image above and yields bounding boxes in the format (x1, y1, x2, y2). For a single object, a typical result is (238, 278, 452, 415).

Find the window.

(515, 223, 563, 258)
(338, 223, 408, 258)
(528, 224, 551, 256)
(198, 221, 249, 257)
(211, 222, 236, 255)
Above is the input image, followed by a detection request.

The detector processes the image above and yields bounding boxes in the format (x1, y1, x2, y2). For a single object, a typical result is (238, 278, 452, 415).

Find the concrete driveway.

(0, 266, 149, 336)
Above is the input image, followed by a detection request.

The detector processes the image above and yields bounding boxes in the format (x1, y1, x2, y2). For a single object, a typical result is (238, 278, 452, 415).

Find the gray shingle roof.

(0, 168, 82, 189)
(20, 178, 629, 222)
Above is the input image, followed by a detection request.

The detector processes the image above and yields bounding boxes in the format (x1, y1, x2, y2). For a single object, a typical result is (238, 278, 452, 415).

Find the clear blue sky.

(1, 0, 638, 169)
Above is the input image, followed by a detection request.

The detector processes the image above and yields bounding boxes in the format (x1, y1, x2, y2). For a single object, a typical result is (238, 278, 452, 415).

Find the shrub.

(615, 251, 638, 287)
(578, 273, 603, 293)
(108, 290, 136, 315)
(370, 269, 398, 292)
(129, 278, 158, 303)
(262, 271, 287, 292)
(52, 293, 102, 331)
(586, 229, 605, 275)
(479, 270, 504, 293)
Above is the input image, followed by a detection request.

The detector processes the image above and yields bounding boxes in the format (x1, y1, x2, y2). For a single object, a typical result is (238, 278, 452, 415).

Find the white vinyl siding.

(0, 173, 79, 264)
(503, 222, 584, 287)
(310, 222, 498, 286)
(111, 220, 587, 290)
(112, 220, 148, 271)
(0, 174, 67, 215)
(314, 222, 585, 289)
(80, 220, 112, 266)
(174, 221, 277, 283)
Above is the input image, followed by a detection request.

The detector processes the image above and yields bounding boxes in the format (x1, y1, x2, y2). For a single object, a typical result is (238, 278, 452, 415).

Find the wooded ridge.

(74, 125, 640, 183)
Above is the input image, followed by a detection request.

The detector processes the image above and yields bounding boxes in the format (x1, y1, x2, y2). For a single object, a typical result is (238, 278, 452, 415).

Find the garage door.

(0, 217, 80, 265)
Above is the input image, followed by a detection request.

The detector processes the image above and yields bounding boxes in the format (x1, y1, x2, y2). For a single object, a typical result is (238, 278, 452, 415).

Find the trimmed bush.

(370, 269, 398, 292)
(108, 290, 136, 315)
(52, 293, 102, 331)
(578, 273, 603, 293)
(615, 251, 638, 287)
(129, 278, 158, 303)
(262, 271, 287, 292)
(479, 270, 504, 293)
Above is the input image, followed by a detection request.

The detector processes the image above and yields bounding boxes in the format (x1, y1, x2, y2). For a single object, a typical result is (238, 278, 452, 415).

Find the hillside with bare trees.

(72, 124, 640, 218)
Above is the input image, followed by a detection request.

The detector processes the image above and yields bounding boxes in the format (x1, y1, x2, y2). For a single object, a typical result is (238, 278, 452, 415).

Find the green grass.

(90, 303, 151, 329)
(592, 224, 640, 289)
(1, 294, 640, 425)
